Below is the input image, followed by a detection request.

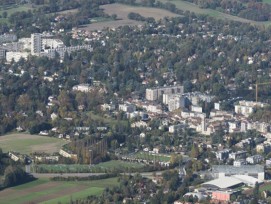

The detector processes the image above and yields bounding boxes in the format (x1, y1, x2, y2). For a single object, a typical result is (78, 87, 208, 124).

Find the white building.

(6, 51, 29, 62)
(234, 100, 268, 117)
(72, 84, 92, 92)
(42, 38, 64, 50)
(246, 155, 264, 164)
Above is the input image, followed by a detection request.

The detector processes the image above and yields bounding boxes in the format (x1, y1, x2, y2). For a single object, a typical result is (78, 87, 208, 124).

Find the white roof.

(202, 177, 243, 189)
(232, 175, 263, 186)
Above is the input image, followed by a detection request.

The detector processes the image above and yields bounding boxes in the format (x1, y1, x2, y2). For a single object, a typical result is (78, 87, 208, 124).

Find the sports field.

(0, 133, 69, 154)
(0, 177, 119, 204)
(35, 160, 146, 173)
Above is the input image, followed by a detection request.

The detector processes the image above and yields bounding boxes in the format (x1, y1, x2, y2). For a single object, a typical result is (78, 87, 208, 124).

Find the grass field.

(0, 177, 119, 204)
(0, 4, 33, 24)
(35, 160, 146, 173)
(158, 0, 271, 26)
(0, 133, 69, 154)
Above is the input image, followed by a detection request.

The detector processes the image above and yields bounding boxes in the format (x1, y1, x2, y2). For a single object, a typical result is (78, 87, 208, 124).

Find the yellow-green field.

(0, 177, 119, 204)
(0, 133, 69, 154)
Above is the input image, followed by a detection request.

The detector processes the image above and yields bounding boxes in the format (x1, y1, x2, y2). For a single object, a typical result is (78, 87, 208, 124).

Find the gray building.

(146, 85, 184, 101)
(212, 165, 265, 180)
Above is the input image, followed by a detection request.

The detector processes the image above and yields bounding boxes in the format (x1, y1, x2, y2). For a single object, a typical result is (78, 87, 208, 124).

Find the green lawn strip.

(88, 112, 129, 127)
(12, 178, 49, 190)
(41, 177, 119, 204)
(36, 161, 145, 173)
(4, 183, 74, 204)
(0, 133, 68, 154)
(95, 160, 145, 169)
(41, 187, 104, 204)
(65, 177, 119, 188)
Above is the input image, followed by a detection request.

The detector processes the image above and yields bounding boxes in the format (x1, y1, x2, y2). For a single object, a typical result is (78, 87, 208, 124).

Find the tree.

(2, 11, 7, 18)
(190, 143, 200, 159)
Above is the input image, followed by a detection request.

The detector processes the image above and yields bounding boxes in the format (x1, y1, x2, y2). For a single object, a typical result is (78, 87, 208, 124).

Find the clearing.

(82, 3, 180, 31)
(0, 177, 119, 204)
(0, 133, 69, 154)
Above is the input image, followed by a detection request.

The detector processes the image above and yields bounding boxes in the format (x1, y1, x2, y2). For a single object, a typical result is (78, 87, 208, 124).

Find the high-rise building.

(146, 85, 184, 101)
(31, 33, 42, 55)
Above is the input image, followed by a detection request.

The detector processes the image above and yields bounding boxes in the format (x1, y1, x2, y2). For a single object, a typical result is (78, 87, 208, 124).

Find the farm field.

(82, 3, 180, 31)
(0, 177, 119, 204)
(158, 0, 271, 26)
(0, 133, 69, 154)
(35, 160, 146, 173)
(101, 3, 180, 21)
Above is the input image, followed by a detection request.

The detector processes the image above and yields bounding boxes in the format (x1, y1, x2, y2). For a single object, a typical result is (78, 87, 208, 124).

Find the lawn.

(0, 4, 33, 24)
(88, 111, 129, 127)
(0, 177, 119, 204)
(158, 0, 271, 26)
(35, 160, 146, 173)
(260, 182, 271, 192)
(42, 187, 104, 204)
(0, 133, 69, 154)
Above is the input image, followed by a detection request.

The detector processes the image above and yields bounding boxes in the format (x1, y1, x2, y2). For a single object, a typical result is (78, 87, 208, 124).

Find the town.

(1, 0, 271, 204)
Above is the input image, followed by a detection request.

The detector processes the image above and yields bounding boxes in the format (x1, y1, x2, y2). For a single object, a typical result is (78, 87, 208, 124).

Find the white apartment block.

(168, 95, 182, 111)
(6, 51, 29, 62)
(146, 85, 183, 101)
(42, 38, 64, 50)
(234, 100, 268, 116)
